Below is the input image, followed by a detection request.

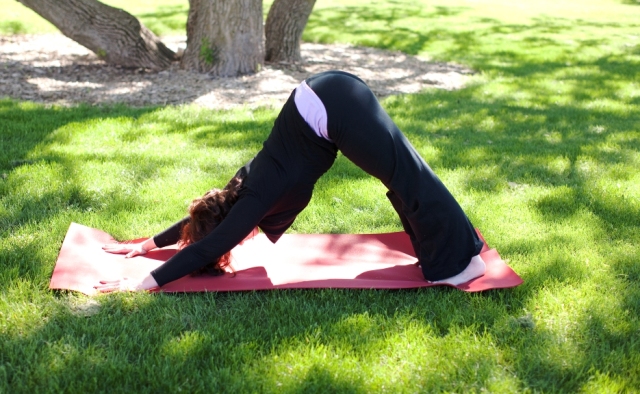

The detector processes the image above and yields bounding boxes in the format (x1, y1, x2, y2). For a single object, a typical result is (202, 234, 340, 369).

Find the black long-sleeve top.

(150, 91, 337, 287)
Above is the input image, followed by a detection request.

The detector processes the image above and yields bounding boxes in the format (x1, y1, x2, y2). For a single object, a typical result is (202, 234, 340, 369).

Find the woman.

(97, 71, 486, 292)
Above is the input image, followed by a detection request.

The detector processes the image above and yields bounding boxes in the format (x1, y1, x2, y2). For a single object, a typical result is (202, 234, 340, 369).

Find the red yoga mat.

(50, 223, 523, 295)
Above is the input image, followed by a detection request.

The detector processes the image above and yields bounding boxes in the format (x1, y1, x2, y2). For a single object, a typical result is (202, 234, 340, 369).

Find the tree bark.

(181, 0, 263, 77)
(265, 0, 316, 63)
(17, 0, 175, 70)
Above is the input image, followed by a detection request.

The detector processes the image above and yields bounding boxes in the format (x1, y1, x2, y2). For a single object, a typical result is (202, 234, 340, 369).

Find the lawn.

(1, 0, 639, 392)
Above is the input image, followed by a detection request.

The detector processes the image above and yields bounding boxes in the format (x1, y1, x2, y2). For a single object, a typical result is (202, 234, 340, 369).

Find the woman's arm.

(150, 195, 268, 287)
(98, 161, 258, 291)
(102, 217, 189, 257)
(153, 217, 190, 248)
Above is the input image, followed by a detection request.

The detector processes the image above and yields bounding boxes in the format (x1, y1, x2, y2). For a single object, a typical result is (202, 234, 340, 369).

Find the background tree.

(16, 0, 175, 70)
(265, 0, 317, 63)
(16, 0, 316, 76)
(180, 0, 264, 76)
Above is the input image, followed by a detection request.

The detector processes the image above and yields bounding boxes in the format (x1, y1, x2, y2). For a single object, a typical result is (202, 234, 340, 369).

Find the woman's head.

(180, 177, 242, 275)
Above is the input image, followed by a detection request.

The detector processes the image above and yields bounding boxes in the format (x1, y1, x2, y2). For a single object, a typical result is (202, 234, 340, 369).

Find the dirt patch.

(0, 34, 474, 109)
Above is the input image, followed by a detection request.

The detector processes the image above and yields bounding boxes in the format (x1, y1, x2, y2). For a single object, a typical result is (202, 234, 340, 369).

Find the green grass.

(2, 0, 640, 392)
(0, 0, 186, 35)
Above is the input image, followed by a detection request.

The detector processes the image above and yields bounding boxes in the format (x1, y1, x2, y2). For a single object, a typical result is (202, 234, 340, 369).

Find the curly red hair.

(180, 177, 242, 276)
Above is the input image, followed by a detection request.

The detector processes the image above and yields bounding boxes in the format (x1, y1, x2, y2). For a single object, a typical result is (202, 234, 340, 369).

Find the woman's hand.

(93, 278, 139, 292)
(102, 238, 157, 258)
(102, 243, 147, 258)
(94, 275, 159, 293)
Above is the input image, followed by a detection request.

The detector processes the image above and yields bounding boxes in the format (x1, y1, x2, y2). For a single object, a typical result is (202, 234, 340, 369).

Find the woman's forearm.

(141, 237, 157, 253)
(139, 274, 160, 291)
(150, 196, 267, 287)
(153, 217, 190, 248)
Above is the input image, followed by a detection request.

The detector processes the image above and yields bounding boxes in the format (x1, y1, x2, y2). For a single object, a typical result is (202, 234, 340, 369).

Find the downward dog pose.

(97, 71, 486, 292)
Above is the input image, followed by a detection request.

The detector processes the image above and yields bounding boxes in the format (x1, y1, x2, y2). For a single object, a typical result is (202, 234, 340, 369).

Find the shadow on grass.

(306, 4, 474, 56)
(0, 289, 500, 391)
(493, 262, 640, 391)
(386, 82, 639, 227)
(3, 275, 637, 391)
(306, 6, 640, 78)
(0, 100, 157, 172)
(0, 101, 161, 229)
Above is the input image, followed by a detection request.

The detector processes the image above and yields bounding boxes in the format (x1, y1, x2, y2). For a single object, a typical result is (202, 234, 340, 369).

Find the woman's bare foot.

(433, 255, 486, 286)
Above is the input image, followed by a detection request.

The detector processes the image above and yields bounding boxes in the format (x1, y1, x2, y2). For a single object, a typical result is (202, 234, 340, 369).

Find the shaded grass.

(1, 0, 640, 392)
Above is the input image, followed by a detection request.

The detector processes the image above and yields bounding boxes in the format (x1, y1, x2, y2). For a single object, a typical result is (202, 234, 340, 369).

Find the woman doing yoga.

(97, 71, 486, 292)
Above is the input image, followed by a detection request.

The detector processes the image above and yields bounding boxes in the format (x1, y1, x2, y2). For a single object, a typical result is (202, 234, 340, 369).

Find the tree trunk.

(265, 0, 316, 63)
(17, 0, 175, 70)
(181, 0, 263, 77)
